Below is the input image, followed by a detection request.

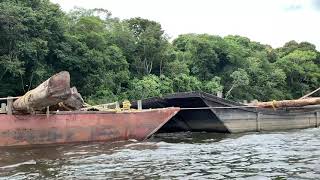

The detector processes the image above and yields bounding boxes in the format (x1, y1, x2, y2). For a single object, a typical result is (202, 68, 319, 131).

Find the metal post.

(256, 112, 261, 132)
(7, 97, 13, 115)
(46, 106, 50, 119)
(316, 112, 319, 127)
(115, 101, 120, 109)
(1, 103, 6, 113)
(137, 100, 142, 110)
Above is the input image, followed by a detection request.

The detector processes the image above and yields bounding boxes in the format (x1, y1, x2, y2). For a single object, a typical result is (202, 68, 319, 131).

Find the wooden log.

(252, 97, 320, 108)
(13, 71, 71, 112)
(58, 87, 84, 110)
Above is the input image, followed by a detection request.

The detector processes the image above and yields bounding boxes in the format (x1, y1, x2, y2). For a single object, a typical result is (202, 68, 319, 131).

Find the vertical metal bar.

(137, 100, 142, 110)
(7, 97, 13, 115)
(316, 112, 319, 127)
(256, 111, 261, 132)
(46, 106, 50, 119)
(1, 103, 6, 113)
(115, 101, 120, 109)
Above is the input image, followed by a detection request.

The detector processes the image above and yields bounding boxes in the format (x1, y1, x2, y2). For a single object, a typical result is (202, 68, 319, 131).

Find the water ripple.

(0, 128, 320, 179)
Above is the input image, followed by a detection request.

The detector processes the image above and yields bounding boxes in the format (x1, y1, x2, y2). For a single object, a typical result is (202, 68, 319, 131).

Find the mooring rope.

(180, 105, 320, 110)
(180, 106, 258, 110)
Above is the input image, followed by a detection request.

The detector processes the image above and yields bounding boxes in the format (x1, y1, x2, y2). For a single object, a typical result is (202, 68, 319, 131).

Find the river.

(1, 128, 320, 179)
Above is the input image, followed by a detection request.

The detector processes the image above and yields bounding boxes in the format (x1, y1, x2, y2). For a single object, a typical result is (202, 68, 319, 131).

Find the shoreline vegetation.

(0, 0, 319, 105)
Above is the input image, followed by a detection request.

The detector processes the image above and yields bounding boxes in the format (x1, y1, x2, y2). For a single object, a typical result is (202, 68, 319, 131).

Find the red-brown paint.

(0, 108, 179, 147)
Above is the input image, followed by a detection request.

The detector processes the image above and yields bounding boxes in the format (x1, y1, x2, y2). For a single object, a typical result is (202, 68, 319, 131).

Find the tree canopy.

(0, 0, 319, 103)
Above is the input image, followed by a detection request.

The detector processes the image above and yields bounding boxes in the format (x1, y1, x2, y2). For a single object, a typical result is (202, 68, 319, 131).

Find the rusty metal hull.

(0, 108, 179, 147)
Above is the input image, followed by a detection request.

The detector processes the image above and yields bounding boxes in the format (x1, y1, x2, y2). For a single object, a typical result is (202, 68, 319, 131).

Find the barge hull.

(213, 108, 320, 133)
(0, 108, 179, 147)
(134, 92, 320, 133)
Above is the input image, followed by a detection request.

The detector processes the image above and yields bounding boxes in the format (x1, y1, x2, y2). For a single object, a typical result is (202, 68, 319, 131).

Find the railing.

(0, 97, 144, 115)
(0, 96, 20, 101)
(0, 97, 20, 115)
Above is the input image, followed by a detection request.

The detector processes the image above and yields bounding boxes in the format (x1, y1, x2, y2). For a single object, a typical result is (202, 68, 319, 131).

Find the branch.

(225, 84, 235, 99)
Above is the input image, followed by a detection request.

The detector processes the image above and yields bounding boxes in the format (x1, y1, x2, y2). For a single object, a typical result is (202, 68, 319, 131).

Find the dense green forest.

(0, 0, 319, 104)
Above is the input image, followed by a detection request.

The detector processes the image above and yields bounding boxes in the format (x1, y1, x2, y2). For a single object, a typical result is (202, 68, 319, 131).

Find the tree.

(225, 69, 249, 99)
(276, 50, 319, 98)
(52, 8, 130, 101)
(202, 76, 223, 95)
(164, 60, 190, 78)
(172, 74, 202, 92)
(172, 34, 223, 80)
(128, 75, 162, 100)
(125, 17, 170, 76)
(0, 0, 66, 97)
(1, 1, 319, 103)
(276, 40, 317, 58)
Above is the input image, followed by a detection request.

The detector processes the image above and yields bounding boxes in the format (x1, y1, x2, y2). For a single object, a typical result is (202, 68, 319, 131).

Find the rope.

(180, 106, 258, 110)
(122, 100, 131, 110)
(180, 104, 320, 110)
(271, 100, 277, 110)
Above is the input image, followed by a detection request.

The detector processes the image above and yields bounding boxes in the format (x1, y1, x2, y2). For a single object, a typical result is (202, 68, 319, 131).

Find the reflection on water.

(1, 129, 320, 179)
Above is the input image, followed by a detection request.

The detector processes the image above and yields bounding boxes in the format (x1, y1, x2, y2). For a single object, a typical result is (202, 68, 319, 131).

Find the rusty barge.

(0, 108, 179, 147)
(133, 92, 320, 133)
(0, 71, 180, 147)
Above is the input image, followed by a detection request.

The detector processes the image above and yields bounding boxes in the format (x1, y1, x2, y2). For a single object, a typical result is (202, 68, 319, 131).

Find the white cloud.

(50, 0, 320, 50)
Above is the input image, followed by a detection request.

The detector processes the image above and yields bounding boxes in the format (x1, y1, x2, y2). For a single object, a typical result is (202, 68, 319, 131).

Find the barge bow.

(0, 107, 180, 147)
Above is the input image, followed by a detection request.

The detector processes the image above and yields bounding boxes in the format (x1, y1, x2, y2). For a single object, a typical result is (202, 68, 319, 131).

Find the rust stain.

(0, 108, 179, 147)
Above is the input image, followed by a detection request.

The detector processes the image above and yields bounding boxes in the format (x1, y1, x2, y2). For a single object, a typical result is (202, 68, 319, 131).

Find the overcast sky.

(51, 0, 320, 50)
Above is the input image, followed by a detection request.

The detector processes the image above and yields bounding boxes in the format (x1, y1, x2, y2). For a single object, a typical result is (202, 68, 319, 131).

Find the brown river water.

(1, 128, 320, 179)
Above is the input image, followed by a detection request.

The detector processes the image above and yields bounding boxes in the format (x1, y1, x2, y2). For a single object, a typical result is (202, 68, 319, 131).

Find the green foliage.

(125, 17, 170, 76)
(225, 68, 249, 99)
(172, 74, 202, 92)
(202, 77, 223, 94)
(231, 69, 250, 87)
(173, 34, 224, 80)
(0, 0, 66, 96)
(276, 50, 319, 97)
(128, 74, 175, 100)
(128, 75, 162, 99)
(0, 0, 319, 103)
(164, 60, 190, 77)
